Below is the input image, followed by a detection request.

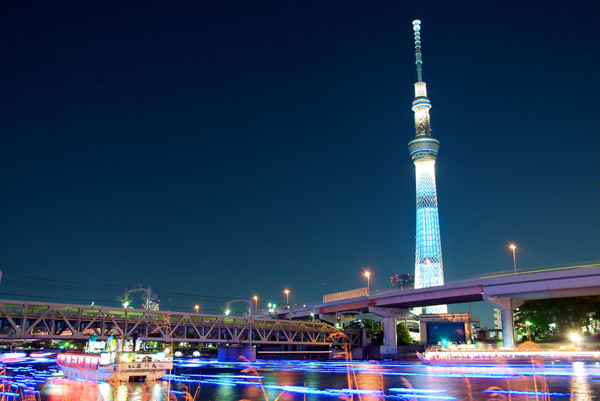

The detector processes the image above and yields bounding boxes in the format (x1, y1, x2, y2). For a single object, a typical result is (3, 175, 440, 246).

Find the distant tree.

(363, 319, 381, 331)
(515, 296, 600, 335)
(363, 319, 383, 346)
(514, 299, 554, 335)
(396, 323, 412, 345)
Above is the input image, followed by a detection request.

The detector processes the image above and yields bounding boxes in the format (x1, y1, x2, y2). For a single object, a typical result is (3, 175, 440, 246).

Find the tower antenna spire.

(413, 20, 423, 82)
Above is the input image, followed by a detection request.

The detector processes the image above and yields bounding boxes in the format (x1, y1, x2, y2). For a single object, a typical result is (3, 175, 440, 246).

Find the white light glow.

(413, 159, 446, 314)
(415, 82, 428, 97)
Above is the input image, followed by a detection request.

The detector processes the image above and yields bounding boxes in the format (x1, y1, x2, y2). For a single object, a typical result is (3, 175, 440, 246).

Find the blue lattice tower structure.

(408, 20, 447, 314)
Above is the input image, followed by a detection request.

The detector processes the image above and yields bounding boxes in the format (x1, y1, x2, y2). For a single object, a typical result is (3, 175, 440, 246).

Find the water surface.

(4, 357, 600, 400)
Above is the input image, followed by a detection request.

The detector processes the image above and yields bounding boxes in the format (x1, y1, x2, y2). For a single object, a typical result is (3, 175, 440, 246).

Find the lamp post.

(509, 244, 517, 275)
(194, 304, 199, 314)
(253, 295, 258, 316)
(364, 271, 371, 297)
(284, 289, 290, 320)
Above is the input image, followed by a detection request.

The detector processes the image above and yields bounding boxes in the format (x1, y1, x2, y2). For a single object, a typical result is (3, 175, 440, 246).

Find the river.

(4, 357, 600, 400)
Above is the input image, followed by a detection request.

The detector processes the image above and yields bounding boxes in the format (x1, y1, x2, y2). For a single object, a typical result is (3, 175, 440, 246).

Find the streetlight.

(364, 271, 371, 297)
(284, 289, 291, 320)
(194, 304, 199, 314)
(509, 244, 517, 275)
(253, 295, 258, 316)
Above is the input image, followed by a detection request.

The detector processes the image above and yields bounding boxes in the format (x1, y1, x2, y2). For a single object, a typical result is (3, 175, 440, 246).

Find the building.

(408, 20, 447, 314)
(390, 274, 414, 290)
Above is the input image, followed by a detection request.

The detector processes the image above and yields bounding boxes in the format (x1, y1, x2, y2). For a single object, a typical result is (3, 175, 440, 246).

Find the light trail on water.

(0, 355, 599, 399)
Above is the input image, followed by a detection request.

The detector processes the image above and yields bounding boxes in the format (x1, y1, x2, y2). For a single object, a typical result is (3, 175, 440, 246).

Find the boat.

(57, 336, 173, 382)
(416, 348, 600, 366)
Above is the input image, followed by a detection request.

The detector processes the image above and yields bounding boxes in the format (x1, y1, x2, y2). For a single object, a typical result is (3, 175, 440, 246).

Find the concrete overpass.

(283, 263, 600, 349)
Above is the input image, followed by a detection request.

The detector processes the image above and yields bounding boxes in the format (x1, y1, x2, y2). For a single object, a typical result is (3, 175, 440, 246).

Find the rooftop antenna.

(413, 20, 423, 82)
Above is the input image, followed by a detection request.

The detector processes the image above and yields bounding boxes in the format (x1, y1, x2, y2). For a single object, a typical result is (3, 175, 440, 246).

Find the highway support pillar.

(369, 307, 409, 356)
(484, 295, 524, 349)
(319, 312, 361, 328)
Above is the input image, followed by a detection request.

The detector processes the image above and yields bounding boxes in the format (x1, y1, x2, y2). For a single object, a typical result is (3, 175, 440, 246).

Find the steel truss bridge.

(0, 299, 359, 347)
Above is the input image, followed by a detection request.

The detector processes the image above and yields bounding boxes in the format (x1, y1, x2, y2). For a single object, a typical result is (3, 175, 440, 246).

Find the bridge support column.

(382, 317, 397, 347)
(319, 313, 337, 325)
(484, 295, 524, 349)
(369, 307, 409, 356)
(319, 312, 361, 328)
(218, 346, 256, 362)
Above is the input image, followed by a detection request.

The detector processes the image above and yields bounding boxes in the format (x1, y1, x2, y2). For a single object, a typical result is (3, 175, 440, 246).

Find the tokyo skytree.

(407, 20, 447, 314)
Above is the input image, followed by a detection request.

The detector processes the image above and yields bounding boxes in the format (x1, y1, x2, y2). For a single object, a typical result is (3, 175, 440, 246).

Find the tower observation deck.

(408, 20, 447, 314)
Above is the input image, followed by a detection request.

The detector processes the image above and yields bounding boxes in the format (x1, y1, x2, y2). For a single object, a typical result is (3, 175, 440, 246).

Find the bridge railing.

(323, 288, 367, 303)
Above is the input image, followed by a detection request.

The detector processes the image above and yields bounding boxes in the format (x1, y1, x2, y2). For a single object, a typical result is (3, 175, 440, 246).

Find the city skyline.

(1, 2, 599, 325)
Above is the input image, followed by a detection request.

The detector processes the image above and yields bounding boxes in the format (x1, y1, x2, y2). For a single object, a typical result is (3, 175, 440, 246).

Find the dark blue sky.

(1, 1, 599, 323)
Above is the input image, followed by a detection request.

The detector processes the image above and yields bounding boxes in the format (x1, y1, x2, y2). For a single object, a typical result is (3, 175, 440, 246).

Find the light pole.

(509, 244, 517, 275)
(194, 304, 199, 314)
(364, 271, 371, 297)
(284, 289, 290, 320)
(253, 295, 258, 316)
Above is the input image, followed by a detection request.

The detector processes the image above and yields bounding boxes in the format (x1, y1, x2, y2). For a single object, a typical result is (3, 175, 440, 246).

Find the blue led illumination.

(165, 372, 459, 399)
(412, 102, 432, 110)
(410, 148, 438, 156)
(413, 159, 447, 313)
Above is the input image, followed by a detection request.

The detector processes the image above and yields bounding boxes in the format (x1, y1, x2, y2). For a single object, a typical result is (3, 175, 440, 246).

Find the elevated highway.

(279, 263, 600, 348)
(314, 264, 600, 314)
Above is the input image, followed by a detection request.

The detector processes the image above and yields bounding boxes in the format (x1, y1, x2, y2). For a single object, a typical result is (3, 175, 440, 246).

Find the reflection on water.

(573, 361, 592, 399)
(2, 357, 600, 400)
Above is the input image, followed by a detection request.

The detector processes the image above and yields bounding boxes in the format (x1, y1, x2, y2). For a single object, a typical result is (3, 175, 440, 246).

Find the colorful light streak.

(171, 358, 600, 380)
(482, 389, 575, 397)
(166, 373, 458, 399)
(389, 388, 452, 393)
(1, 355, 599, 400)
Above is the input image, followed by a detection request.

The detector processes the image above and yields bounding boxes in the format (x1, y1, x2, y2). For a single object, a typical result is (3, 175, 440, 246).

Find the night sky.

(1, 1, 599, 325)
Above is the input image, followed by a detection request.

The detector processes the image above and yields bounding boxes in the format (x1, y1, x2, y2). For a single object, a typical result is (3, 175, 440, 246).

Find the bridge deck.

(312, 264, 600, 315)
(0, 299, 358, 346)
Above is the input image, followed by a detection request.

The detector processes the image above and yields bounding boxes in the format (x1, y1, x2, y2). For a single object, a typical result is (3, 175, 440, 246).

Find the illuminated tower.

(408, 20, 447, 314)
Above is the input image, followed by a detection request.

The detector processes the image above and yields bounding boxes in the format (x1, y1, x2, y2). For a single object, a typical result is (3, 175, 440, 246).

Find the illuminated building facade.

(390, 274, 414, 290)
(408, 20, 447, 314)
